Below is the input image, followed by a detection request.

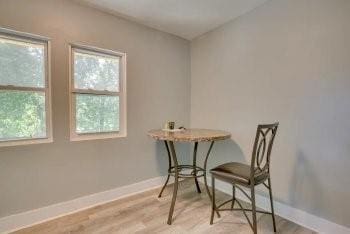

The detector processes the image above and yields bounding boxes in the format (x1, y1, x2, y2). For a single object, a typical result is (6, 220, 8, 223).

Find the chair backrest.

(250, 122, 279, 179)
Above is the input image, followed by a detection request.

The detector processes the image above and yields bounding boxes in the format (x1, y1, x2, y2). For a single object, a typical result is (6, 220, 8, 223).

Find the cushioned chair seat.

(210, 162, 268, 185)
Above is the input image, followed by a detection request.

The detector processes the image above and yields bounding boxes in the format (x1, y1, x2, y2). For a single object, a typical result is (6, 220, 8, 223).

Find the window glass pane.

(76, 94, 119, 134)
(0, 90, 46, 140)
(0, 37, 45, 88)
(74, 51, 119, 92)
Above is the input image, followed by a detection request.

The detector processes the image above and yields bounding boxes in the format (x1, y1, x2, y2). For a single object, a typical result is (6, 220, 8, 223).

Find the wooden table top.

(147, 128, 231, 142)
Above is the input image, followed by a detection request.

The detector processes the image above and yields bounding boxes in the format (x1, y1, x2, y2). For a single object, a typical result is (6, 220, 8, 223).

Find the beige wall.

(191, 0, 350, 227)
(0, 0, 190, 218)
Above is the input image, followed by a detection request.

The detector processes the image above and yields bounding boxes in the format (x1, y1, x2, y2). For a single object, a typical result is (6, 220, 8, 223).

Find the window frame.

(0, 28, 52, 147)
(69, 43, 127, 141)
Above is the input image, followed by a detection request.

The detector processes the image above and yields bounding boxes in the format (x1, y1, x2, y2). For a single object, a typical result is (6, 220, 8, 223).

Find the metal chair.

(209, 123, 279, 233)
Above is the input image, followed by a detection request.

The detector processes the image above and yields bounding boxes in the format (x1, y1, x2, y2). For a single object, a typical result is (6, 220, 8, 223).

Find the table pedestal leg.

(158, 141, 172, 198)
(204, 141, 220, 218)
(193, 142, 201, 193)
(167, 141, 179, 225)
(162, 140, 219, 225)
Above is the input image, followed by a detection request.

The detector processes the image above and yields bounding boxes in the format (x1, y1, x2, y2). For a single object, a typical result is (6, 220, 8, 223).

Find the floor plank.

(13, 180, 315, 234)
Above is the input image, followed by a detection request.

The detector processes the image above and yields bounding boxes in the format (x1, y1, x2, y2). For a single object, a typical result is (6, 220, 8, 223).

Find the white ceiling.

(75, 0, 270, 40)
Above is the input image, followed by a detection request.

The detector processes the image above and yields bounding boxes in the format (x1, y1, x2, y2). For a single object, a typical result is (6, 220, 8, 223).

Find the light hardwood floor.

(13, 180, 315, 234)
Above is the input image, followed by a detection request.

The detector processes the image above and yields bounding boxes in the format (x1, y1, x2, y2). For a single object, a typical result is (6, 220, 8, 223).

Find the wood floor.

(13, 180, 314, 234)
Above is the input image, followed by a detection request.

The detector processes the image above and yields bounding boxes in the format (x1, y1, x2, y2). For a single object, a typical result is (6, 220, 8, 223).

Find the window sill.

(70, 132, 127, 142)
(0, 137, 53, 147)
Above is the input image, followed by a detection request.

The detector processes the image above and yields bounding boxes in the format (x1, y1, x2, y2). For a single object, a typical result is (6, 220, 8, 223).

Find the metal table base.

(158, 140, 220, 225)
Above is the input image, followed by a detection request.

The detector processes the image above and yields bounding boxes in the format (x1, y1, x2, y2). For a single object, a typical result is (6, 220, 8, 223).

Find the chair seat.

(210, 162, 268, 185)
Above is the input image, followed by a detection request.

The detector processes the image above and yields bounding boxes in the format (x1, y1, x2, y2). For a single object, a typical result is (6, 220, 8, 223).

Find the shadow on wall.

(289, 150, 324, 213)
(197, 139, 247, 170)
(153, 138, 246, 176)
(154, 141, 191, 176)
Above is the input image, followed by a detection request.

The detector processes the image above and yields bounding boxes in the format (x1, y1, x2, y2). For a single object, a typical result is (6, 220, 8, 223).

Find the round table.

(148, 128, 231, 224)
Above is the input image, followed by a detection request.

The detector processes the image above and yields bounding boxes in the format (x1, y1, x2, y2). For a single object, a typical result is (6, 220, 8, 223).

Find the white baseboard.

(0, 176, 170, 233)
(0, 175, 349, 234)
(205, 177, 350, 234)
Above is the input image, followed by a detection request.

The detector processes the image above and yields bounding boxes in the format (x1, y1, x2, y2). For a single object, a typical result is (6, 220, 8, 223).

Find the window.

(69, 44, 127, 141)
(0, 28, 52, 146)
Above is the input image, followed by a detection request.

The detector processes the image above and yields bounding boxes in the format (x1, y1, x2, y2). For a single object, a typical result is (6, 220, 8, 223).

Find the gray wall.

(1, 0, 349, 229)
(0, 0, 190, 218)
(191, 0, 350, 227)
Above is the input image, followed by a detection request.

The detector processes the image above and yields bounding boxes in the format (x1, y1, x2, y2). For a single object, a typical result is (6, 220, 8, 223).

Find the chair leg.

(210, 176, 216, 225)
(268, 178, 277, 232)
(231, 184, 236, 209)
(251, 186, 258, 234)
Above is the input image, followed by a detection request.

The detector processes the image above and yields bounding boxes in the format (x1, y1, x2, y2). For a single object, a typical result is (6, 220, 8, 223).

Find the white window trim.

(0, 28, 53, 147)
(69, 43, 127, 141)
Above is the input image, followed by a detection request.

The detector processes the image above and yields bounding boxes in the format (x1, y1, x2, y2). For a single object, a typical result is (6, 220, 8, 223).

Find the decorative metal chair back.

(250, 123, 279, 180)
